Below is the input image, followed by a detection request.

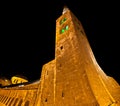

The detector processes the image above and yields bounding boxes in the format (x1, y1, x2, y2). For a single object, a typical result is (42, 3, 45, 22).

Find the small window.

(60, 28, 65, 34)
(16, 80, 18, 83)
(60, 25, 69, 34)
(62, 92, 64, 97)
(14, 79, 16, 83)
(60, 18, 67, 25)
(65, 25, 69, 30)
(60, 46, 63, 50)
(45, 98, 47, 102)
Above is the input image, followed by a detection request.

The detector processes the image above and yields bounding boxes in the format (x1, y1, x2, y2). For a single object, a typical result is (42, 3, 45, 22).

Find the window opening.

(14, 79, 16, 83)
(60, 25, 69, 34)
(65, 25, 69, 30)
(45, 98, 47, 102)
(16, 80, 18, 83)
(60, 18, 67, 25)
(62, 92, 64, 97)
(60, 28, 65, 34)
(60, 46, 63, 50)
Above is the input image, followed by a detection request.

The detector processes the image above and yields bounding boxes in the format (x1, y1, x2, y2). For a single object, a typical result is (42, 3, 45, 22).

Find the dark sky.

(0, 1, 120, 84)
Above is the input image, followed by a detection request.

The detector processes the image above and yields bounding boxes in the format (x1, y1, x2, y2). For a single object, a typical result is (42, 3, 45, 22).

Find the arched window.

(60, 18, 67, 25)
(60, 25, 69, 34)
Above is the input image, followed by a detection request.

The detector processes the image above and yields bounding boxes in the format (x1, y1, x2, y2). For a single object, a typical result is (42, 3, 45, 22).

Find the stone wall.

(0, 83, 39, 106)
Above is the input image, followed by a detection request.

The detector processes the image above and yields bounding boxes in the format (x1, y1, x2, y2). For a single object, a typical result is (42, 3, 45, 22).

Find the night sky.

(0, 1, 120, 84)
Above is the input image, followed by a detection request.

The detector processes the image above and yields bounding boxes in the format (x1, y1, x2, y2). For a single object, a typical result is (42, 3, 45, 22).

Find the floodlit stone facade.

(0, 7, 120, 106)
(0, 77, 12, 87)
(11, 75, 28, 84)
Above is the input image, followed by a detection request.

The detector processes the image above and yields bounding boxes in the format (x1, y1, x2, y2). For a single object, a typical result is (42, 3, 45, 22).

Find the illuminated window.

(65, 25, 69, 30)
(14, 79, 16, 83)
(60, 46, 63, 50)
(60, 25, 69, 34)
(16, 80, 18, 83)
(60, 28, 65, 34)
(60, 18, 67, 25)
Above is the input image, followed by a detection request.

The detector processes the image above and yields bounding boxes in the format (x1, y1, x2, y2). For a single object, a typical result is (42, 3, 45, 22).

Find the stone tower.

(35, 6, 120, 106)
(55, 6, 120, 105)
(1, 6, 119, 106)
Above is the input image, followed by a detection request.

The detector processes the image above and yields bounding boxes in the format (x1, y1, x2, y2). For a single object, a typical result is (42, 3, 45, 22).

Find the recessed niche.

(45, 98, 47, 102)
(62, 92, 64, 97)
(60, 18, 67, 25)
(60, 46, 63, 50)
(59, 63, 62, 67)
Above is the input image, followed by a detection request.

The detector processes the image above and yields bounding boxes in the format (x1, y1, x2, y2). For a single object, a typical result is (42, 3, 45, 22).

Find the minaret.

(55, 6, 120, 105)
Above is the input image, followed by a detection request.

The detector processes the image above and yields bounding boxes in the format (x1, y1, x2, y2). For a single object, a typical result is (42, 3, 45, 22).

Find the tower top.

(62, 5, 69, 14)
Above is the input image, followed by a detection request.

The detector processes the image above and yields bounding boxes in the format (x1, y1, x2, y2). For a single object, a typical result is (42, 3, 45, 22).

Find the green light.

(60, 25, 69, 34)
(63, 18, 67, 21)
(60, 18, 67, 25)
(65, 25, 69, 30)
(60, 28, 65, 33)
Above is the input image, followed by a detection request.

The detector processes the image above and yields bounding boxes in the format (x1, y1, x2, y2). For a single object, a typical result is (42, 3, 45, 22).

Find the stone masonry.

(0, 6, 120, 106)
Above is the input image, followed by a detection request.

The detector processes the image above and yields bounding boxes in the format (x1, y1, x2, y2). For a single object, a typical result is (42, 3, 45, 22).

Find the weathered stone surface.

(0, 6, 120, 106)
